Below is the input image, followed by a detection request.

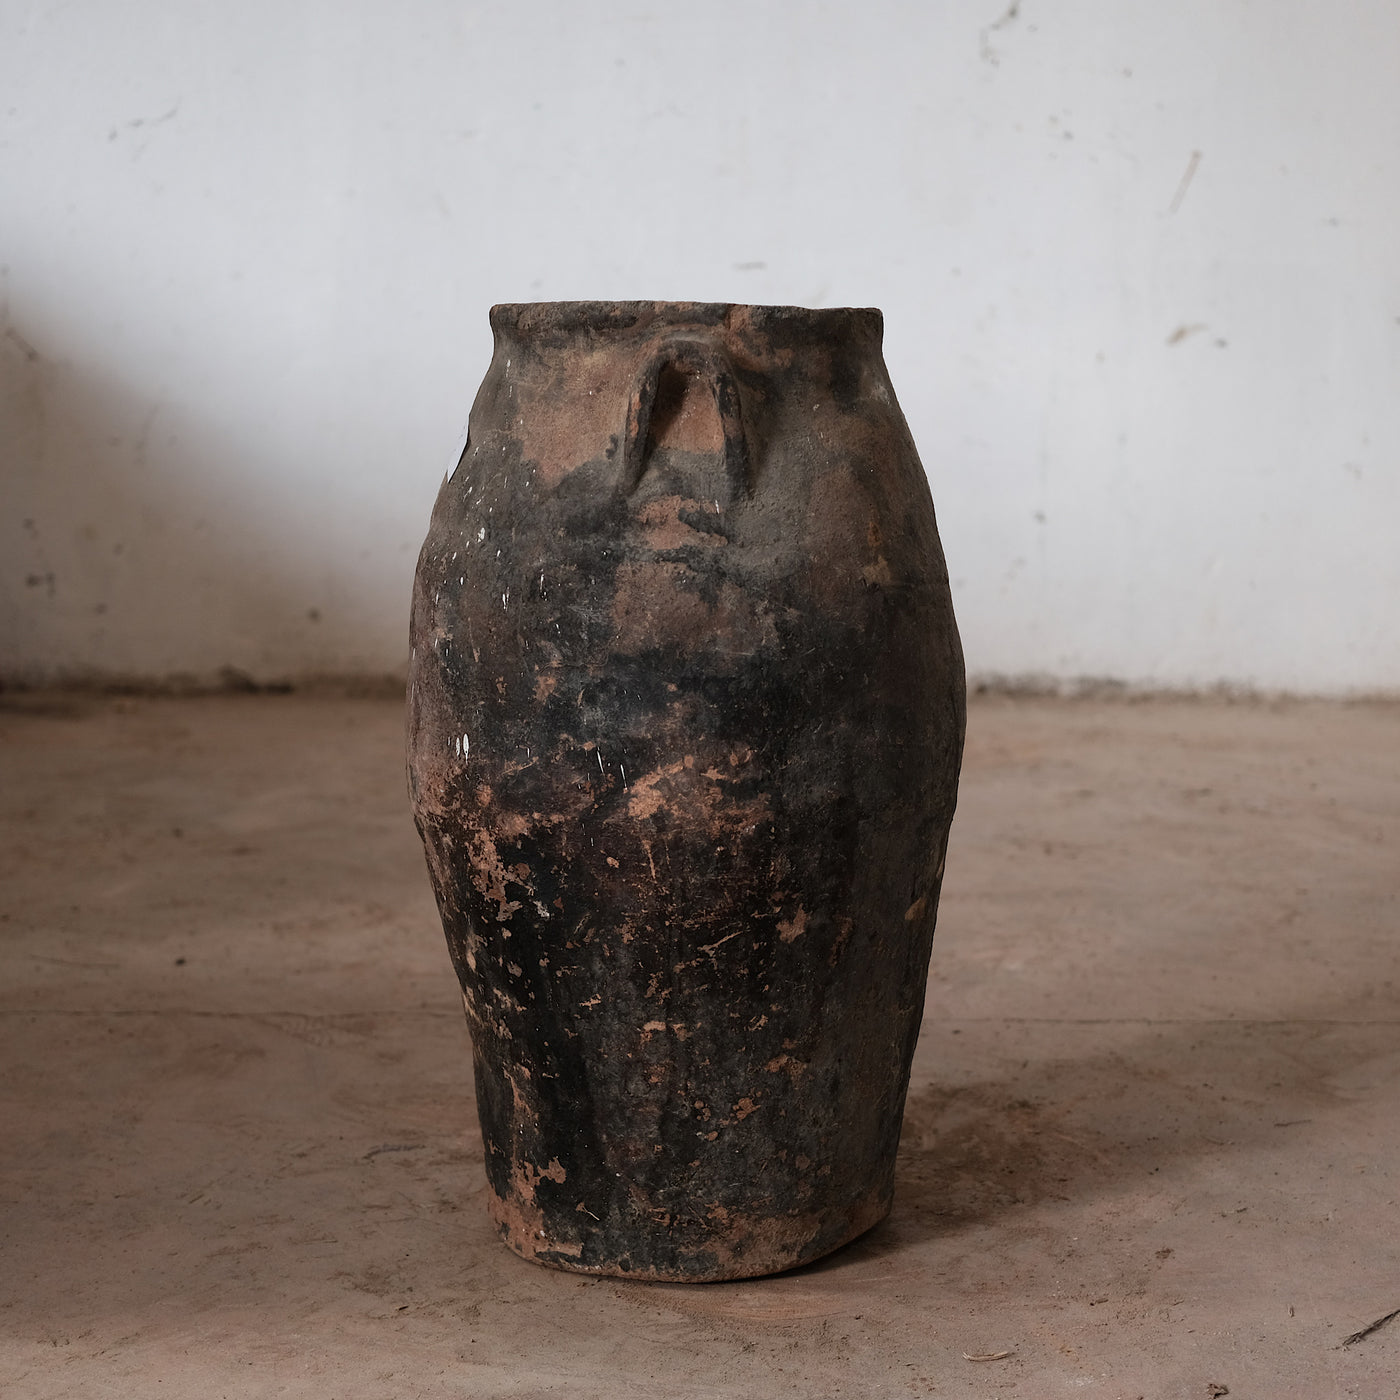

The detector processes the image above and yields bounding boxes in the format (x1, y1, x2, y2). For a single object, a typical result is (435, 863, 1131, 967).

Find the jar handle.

(619, 335, 751, 503)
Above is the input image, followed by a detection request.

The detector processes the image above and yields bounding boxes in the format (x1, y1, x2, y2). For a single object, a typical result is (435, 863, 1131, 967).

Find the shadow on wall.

(0, 314, 421, 689)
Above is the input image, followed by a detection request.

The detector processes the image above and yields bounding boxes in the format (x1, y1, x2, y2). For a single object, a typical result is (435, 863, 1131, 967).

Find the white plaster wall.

(2, 0, 1397, 691)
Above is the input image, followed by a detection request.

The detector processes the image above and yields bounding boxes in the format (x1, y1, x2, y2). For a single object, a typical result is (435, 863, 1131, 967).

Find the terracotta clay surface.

(4, 691, 1400, 1397)
(407, 303, 964, 1279)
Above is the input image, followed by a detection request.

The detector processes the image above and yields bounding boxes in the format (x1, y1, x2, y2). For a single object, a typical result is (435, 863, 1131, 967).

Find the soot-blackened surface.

(407, 302, 964, 1280)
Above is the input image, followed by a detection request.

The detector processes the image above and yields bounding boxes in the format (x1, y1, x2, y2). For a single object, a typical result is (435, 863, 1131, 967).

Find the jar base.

(489, 1188, 892, 1282)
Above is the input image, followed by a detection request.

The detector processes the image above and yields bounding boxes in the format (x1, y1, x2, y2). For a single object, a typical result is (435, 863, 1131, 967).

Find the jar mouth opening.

(490, 301, 883, 343)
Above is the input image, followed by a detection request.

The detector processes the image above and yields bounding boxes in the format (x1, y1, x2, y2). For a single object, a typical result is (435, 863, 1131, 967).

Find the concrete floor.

(2, 690, 1398, 1398)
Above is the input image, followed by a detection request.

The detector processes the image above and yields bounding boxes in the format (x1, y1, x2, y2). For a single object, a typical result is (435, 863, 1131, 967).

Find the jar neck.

(488, 302, 884, 356)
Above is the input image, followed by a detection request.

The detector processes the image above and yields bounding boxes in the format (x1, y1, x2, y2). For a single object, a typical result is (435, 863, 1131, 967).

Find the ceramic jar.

(408, 302, 963, 1280)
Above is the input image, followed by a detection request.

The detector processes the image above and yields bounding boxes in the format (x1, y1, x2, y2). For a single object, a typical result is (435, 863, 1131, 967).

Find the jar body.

(408, 302, 964, 1280)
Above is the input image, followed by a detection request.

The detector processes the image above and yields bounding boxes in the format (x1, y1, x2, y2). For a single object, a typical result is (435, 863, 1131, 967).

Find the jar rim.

(489, 301, 883, 341)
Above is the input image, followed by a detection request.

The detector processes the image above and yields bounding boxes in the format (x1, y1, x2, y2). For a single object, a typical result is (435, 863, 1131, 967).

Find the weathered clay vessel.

(407, 302, 964, 1281)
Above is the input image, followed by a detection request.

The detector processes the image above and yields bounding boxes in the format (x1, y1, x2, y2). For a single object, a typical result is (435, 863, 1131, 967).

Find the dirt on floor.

(1, 690, 1397, 1398)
